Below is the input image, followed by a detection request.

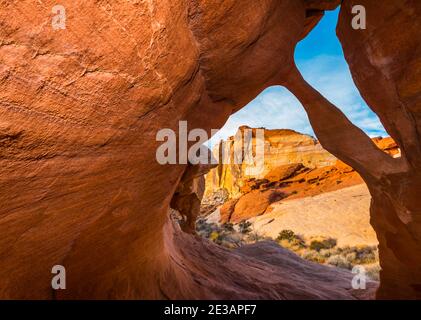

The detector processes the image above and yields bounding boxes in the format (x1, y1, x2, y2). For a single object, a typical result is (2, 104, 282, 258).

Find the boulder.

(264, 163, 304, 182)
(230, 189, 285, 223)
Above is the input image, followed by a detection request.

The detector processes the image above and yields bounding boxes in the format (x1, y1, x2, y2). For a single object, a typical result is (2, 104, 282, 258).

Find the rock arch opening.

(191, 6, 392, 286)
(172, 2, 420, 300)
(0, 0, 419, 300)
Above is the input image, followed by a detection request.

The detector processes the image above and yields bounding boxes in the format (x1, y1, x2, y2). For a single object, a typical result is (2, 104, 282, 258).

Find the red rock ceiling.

(0, 0, 419, 299)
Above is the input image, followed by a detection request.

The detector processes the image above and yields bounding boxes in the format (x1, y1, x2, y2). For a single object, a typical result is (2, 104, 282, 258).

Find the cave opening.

(192, 7, 393, 285)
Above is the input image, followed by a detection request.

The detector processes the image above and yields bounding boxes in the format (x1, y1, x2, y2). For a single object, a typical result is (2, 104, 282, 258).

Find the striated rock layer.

(206, 134, 398, 224)
(249, 184, 377, 247)
(0, 0, 419, 299)
(334, 0, 421, 299)
(205, 126, 337, 198)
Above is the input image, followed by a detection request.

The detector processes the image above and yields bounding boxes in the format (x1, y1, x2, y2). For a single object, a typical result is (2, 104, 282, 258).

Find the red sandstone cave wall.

(0, 0, 323, 299)
(0, 0, 419, 299)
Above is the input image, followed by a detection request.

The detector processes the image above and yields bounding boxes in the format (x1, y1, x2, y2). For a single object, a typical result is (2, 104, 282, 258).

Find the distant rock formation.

(204, 127, 399, 223)
(205, 127, 337, 198)
(202, 131, 399, 260)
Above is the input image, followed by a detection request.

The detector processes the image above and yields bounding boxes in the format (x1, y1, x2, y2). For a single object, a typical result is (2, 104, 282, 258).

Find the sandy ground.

(247, 183, 377, 246)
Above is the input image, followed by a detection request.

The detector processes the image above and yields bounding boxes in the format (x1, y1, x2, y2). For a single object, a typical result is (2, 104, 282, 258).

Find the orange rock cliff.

(0, 0, 420, 299)
(205, 126, 338, 198)
(204, 127, 399, 224)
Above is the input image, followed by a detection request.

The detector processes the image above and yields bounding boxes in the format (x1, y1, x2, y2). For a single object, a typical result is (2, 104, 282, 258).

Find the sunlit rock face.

(0, 0, 347, 300)
(205, 127, 337, 198)
(205, 132, 398, 225)
(336, 0, 421, 299)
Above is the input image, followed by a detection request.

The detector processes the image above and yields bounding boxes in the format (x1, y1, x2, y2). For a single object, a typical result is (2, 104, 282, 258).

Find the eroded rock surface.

(205, 127, 337, 197)
(335, 0, 421, 299)
(206, 132, 398, 225)
(171, 163, 216, 233)
(0, 0, 419, 299)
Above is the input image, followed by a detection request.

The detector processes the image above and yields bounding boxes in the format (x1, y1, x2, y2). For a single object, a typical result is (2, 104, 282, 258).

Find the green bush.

(354, 246, 377, 264)
(276, 230, 306, 251)
(302, 250, 326, 264)
(222, 222, 234, 232)
(326, 255, 352, 269)
(269, 230, 380, 277)
(309, 237, 337, 252)
(238, 220, 252, 234)
(276, 230, 296, 242)
(247, 232, 265, 242)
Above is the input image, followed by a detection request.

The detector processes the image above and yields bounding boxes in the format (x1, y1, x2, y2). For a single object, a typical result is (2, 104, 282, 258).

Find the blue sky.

(208, 8, 386, 146)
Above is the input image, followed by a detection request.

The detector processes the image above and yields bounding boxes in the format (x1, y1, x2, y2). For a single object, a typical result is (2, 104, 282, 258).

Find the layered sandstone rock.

(334, 0, 421, 299)
(0, 0, 418, 300)
(205, 127, 337, 197)
(0, 0, 346, 300)
(221, 189, 285, 223)
(205, 131, 399, 226)
(216, 158, 365, 224)
(250, 184, 377, 247)
(284, 0, 421, 299)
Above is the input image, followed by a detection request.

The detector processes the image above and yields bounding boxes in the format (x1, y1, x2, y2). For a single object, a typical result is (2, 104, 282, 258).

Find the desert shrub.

(276, 230, 306, 251)
(195, 218, 220, 238)
(222, 222, 234, 232)
(365, 264, 381, 281)
(247, 231, 266, 242)
(335, 245, 377, 264)
(276, 230, 296, 242)
(325, 246, 379, 272)
(301, 250, 326, 263)
(345, 252, 357, 263)
(319, 248, 335, 258)
(354, 246, 377, 264)
(210, 231, 230, 245)
(309, 237, 337, 252)
(327, 254, 352, 269)
(335, 245, 350, 254)
(279, 239, 306, 252)
(238, 220, 252, 234)
(271, 231, 379, 273)
(209, 231, 220, 241)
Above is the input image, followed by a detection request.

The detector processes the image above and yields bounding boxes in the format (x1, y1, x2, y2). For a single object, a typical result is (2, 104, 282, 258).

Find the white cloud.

(208, 55, 387, 146)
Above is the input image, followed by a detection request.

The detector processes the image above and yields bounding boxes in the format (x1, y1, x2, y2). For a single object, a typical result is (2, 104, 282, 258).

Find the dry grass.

(275, 230, 380, 280)
(196, 218, 380, 280)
